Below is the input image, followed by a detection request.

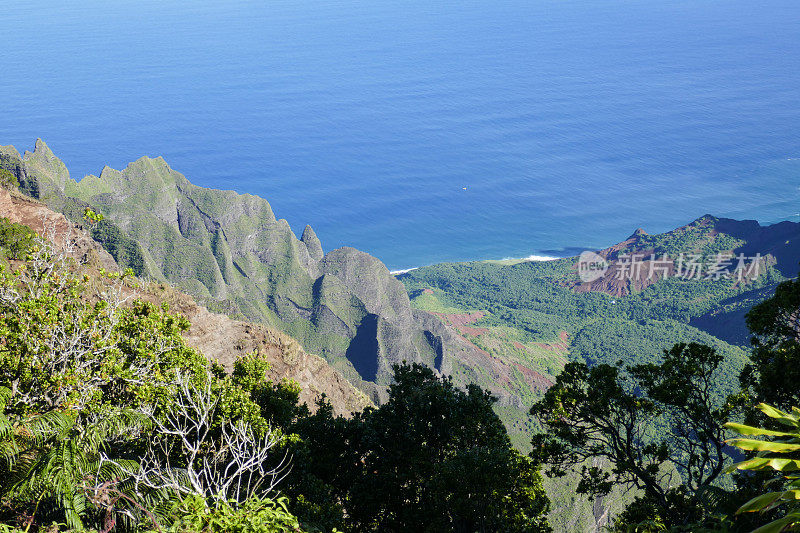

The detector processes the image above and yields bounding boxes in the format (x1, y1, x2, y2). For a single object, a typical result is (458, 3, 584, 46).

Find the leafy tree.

(285, 398, 351, 532)
(232, 351, 307, 430)
(740, 273, 800, 410)
(82, 208, 104, 225)
(530, 343, 733, 528)
(296, 363, 551, 533)
(0, 219, 35, 261)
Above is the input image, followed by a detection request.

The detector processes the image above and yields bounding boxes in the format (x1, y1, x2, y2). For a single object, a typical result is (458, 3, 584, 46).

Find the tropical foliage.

(0, 169, 18, 190)
(0, 219, 34, 261)
(0, 229, 553, 532)
(530, 343, 733, 529)
(725, 403, 800, 533)
(0, 235, 297, 531)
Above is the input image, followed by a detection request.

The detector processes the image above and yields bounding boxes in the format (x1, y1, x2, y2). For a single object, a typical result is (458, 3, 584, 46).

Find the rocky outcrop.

(21, 139, 70, 193)
(301, 225, 324, 262)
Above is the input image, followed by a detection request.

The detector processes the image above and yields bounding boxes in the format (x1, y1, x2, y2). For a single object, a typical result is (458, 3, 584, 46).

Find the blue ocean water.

(1, 0, 799, 270)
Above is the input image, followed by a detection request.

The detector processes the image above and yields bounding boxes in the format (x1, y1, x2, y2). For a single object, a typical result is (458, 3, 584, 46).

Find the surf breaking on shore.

(390, 267, 419, 275)
(517, 254, 560, 262)
(390, 253, 561, 275)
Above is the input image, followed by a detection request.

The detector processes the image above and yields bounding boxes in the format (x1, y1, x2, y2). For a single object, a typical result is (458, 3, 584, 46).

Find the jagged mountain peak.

(22, 138, 70, 192)
(302, 224, 324, 261)
(0, 144, 22, 161)
(32, 138, 55, 157)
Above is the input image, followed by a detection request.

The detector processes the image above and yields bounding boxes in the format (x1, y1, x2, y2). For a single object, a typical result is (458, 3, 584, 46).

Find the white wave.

(391, 254, 560, 274)
(498, 254, 561, 262)
(520, 254, 560, 262)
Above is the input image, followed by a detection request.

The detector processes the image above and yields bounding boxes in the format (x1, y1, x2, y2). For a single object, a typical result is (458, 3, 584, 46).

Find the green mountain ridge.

(0, 139, 489, 404)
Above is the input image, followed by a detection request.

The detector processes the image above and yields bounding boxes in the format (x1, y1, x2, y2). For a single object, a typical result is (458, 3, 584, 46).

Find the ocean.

(1, 0, 799, 270)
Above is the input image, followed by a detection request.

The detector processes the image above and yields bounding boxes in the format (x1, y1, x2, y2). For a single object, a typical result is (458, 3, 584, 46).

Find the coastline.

(389, 252, 566, 276)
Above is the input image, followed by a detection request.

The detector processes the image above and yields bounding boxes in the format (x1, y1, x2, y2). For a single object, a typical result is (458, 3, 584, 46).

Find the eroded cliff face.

(0, 172, 370, 417)
(1, 140, 482, 403)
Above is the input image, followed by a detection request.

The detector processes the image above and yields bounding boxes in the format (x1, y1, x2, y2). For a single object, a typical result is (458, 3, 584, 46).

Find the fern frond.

(26, 410, 77, 444)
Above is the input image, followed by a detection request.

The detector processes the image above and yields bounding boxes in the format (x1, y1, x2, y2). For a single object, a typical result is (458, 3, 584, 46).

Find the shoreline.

(389, 252, 567, 276)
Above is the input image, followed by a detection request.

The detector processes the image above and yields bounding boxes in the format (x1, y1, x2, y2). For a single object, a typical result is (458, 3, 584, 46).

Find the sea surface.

(1, 0, 799, 270)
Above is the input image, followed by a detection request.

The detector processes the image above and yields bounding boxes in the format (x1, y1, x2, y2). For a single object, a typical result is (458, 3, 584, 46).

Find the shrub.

(161, 494, 304, 533)
(0, 218, 35, 260)
(0, 169, 18, 190)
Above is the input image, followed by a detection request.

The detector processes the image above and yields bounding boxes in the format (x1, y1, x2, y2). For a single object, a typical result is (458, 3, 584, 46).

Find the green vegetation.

(400, 221, 794, 529)
(0, 236, 289, 531)
(0, 230, 551, 532)
(624, 220, 744, 259)
(527, 266, 800, 531)
(726, 403, 800, 533)
(400, 225, 786, 418)
(0, 219, 35, 260)
(402, 257, 780, 346)
(0, 169, 18, 190)
(400, 256, 756, 462)
(88, 220, 147, 276)
(3, 139, 799, 531)
(157, 495, 304, 533)
(82, 208, 104, 225)
(0, 152, 37, 199)
(531, 343, 733, 528)
(291, 363, 551, 532)
(739, 275, 800, 410)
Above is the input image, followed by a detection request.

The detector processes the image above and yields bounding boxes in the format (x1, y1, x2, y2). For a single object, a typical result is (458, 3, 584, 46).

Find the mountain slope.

(0, 183, 369, 416)
(0, 140, 484, 403)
